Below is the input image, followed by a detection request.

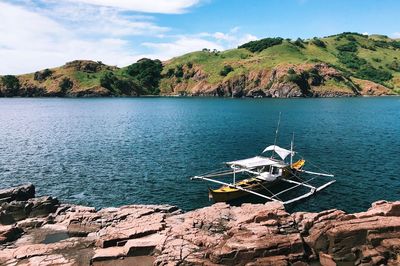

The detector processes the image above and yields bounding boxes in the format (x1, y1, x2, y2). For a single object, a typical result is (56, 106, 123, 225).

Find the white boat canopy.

(226, 156, 287, 169)
(262, 145, 294, 160)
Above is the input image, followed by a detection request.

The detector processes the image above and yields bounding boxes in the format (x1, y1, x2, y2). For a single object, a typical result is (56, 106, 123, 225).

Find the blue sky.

(1, 0, 399, 74)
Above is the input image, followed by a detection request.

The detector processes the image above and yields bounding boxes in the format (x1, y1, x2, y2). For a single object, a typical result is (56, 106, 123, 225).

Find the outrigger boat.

(191, 119, 336, 205)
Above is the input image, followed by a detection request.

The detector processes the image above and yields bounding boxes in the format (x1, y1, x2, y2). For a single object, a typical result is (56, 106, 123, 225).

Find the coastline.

(1, 184, 400, 265)
(0, 93, 399, 99)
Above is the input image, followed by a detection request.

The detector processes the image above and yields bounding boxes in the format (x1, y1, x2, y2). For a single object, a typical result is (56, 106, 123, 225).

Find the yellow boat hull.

(208, 159, 305, 202)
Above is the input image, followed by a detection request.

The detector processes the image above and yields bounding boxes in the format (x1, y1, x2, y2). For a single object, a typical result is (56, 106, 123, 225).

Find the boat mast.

(233, 164, 236, 184)
(271, 112, 281, 159)
(290, 132, 294, 165)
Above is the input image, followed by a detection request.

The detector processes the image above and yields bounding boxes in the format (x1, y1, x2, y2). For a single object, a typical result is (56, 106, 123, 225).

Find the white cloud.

(140, 28, 258, 61)
(196, 27, 258, 48)
(67, 0, 203, 14)
(362, 32, 369, 36)
(142, 36, 224, 60)
(41, 2, 170, 37)
(392, 32, 400, 38)
(0, 2, 257, 75)
(0, 2, 141, 74)
(237, 33, 258, 46)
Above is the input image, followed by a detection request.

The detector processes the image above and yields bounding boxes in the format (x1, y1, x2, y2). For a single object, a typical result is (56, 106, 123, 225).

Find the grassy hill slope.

(1, 32, 399, 97)
(160, 33, 400, 96)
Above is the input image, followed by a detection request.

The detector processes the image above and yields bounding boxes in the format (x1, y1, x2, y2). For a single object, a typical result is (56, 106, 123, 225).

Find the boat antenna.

(271, 112, 281, 159)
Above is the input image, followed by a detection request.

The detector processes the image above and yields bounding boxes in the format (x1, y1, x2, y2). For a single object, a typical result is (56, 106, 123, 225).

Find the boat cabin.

(226, 156, 288, 182)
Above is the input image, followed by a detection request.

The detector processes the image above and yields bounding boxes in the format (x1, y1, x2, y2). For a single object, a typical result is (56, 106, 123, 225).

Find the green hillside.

(1, 32, 399, 97)
(160, 33, 400, 95)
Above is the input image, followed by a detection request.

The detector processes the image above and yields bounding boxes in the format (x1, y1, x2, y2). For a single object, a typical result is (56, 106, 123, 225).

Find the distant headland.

(1, 32, 399, 98)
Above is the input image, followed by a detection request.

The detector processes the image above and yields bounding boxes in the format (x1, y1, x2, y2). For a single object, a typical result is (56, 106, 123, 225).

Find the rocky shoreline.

(1, 184, 400, 265)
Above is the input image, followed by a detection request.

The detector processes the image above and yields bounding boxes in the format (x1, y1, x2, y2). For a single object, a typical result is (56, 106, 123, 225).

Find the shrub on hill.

(311, 37, 326, 48)
(356, 66, 393, 83)
(387, 61, 400, 72)
(0, 75, 20, 96)
(100, 72, 141, 96)
(360, 44, 377, 51)
(293, 38, 305, 48)
(34, 69, 52, 81)
(307, 68, 323, 86)
(220, 65, 234, 76)
(165, 68, 175, 78)
(337, 52, 367, 70)
(238, 37, 283, 52)
(329, 32, 367, 40)
(336, 42, 358, 52)
(284, 70, 310, 93)
(390, 41, 400, 49)
(286, 68, 323, 87)
(285, 72, 302, 84)
(114, 79, 140, 95)
(285, 69, 308, 85)
(100, 72, 117, 91)
(373, 40, 390, 49)
(126, 58, 163, 95)
(370, 39, 400, 50)
(174, 65, 184, 78)
(345, 35, 357, 42)
(59, 77, 73, 94)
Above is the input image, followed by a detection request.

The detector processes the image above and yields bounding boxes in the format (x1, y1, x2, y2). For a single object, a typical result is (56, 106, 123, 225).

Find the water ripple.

(0, 97, 399, 212)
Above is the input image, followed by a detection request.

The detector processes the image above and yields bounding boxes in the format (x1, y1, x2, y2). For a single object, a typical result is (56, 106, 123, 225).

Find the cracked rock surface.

(1, 184, 400, 265)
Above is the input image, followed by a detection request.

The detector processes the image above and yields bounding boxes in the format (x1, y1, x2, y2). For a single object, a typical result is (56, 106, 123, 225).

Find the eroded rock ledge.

(1, 184, 400, 266)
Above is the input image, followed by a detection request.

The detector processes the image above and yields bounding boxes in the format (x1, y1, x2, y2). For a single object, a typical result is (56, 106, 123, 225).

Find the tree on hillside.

(174, 65, 184, 78)
(34, 69, 52, 81)
(100, 72, 118, 91)
(100, 72, 141, 96)
(0, 75, 20, 96)
(165, 68, 175, 78)
(337, 52, 367, 70)
(126, 58, 163, 95)
(59, 77, 73, 94)
(356, 66, 393, 83)
(387, 61, 400, 72)
(312, 37, 326, 48)
(238, 37, 283, 52)
(293, 38, 305, 48)
(220, 65, 234, 76)
(114, 79, 139, 96)
(336, 42, 358, 52)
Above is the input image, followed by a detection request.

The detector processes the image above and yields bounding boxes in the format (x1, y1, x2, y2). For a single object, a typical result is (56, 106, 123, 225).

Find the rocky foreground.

(1, 184, 400, 265)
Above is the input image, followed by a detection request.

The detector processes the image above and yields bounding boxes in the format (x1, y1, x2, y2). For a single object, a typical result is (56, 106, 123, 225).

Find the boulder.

(28, 196, 60, 217)
(0, 196, 59, 225)
(0, 183, 35, 203)
(0, 200, 32, 224)
(0, 225, 23, 244)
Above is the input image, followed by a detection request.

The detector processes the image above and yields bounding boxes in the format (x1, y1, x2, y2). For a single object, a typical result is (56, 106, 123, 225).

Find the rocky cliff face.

(162, 63, 393, 98)
(1, 184, 400, 265)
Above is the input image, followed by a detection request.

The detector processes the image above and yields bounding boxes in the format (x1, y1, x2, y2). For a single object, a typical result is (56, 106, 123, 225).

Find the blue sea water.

(0, 97, 399, 213)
